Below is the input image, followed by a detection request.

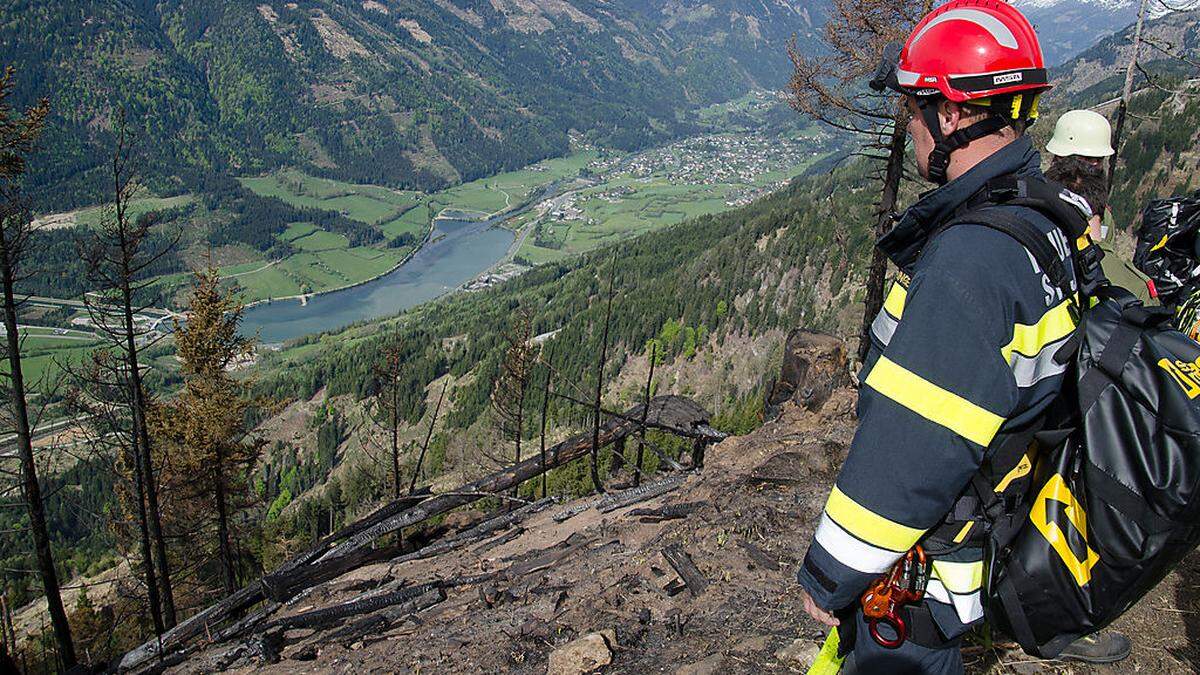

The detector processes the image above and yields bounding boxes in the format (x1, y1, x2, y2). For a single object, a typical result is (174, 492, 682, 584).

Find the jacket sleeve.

(798, 226, 1023, 611)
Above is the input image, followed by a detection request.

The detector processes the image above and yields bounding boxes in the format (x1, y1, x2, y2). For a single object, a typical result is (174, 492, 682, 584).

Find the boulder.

(774, 639, 821, 671)
(547, 630, 617, 675)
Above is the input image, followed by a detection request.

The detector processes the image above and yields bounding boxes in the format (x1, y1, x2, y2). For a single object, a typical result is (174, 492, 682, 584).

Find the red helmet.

(872, 0, 1051, 184)
(896, 0, 1050, 104)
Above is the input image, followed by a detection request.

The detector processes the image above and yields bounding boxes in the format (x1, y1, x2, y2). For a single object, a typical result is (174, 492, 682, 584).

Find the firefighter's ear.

(938, 100, 963, 137)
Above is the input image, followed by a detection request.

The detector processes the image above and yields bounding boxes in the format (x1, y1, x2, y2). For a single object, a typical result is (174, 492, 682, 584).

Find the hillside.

(1, 0, 827, 210)
(1049, 7, 1200, 106)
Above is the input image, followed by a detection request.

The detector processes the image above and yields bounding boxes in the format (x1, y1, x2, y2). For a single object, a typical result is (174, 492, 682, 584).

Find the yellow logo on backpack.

(1030, 474, 1100, 586)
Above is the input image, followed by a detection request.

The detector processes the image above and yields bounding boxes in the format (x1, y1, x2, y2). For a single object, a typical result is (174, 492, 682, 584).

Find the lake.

(240, 217, 515, 344)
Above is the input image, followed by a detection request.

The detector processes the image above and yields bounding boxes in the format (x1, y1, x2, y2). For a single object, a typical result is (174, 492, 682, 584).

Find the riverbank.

(242, 219, 439, 310)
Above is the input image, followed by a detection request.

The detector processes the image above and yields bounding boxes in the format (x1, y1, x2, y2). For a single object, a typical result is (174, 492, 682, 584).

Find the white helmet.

(1046, 110, 1115, 158)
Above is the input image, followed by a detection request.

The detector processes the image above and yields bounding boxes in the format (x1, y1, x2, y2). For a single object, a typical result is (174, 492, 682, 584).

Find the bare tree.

(537, 344, 555, 499)
(368, 339, 408, 499)
(491, 306, 537, 495)
(0, 67, 74, 668)
(789, 0, 931, 361)
(77, 112, 179, 628)
(409, 381, 447, 495)
(1111, 0, 1151, 186)
(589, 253, 618, 494)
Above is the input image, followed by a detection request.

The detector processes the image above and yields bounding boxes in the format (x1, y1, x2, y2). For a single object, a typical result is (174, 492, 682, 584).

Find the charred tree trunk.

(0, 224, 76, 668)
(130, 431, 165, 636)
(538, 349, 554, 499)
(590, 253, 618, 494)
(858, 113, 909, 363)
(214, 445, 238, 595)
(409, 381, 447, 495)
(390, 388, 401, 500)
(120, 256, 177, 628)
(1110, 0, 1149, 191)
(635, 342, 657, 487)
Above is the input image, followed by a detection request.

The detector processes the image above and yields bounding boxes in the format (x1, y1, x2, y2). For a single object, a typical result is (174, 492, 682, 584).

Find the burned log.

(662, 545, 709, 597)
(119, 581, 264, 672)
(390, 497, 554, 568)
(263, 541, 404, 602)
(270, 582, 443, 632)
(736, 539, 781, 571)
(628, 501, 705, 523)
(597, 474, 687, 513)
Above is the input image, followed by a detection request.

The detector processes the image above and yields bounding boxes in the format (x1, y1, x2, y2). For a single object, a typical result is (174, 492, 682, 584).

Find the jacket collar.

(878, 136, 1045, 272)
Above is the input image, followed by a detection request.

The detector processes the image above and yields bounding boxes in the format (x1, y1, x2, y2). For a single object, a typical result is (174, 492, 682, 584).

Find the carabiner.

(868, 609, 907, 649)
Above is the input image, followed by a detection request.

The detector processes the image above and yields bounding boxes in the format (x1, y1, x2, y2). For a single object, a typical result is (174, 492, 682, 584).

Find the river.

(240, 217, 515, 344)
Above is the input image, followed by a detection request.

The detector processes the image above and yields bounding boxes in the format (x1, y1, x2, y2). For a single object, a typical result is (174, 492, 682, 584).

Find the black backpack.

(1133, 192, 1200, 306)
(936, 177, 1200, 658)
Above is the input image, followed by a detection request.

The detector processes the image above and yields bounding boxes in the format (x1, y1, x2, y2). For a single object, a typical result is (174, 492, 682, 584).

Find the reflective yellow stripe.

(1001, 300, 1076, 362)
(931, 560, 983, 594)
(1150, 233, 1169, 252)
(883, 281, 907, 319)
(952, 522, 975, 544)
(825, 486, 924, 553)
(865, 355, 1006, 447)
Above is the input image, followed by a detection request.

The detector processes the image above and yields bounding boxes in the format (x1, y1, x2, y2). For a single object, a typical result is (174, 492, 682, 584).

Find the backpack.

(935, 177, 1200, 658)
(1133, 192, 1200, 306)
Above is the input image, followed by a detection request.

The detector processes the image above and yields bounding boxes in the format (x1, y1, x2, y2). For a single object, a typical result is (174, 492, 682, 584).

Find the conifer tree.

(491, 306, 537, 493)
(152, 266, 263, 595)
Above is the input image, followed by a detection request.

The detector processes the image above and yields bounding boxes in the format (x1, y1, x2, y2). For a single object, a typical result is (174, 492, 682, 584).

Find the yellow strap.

(1150, 233, 1170, 252)
(865, 355, 1006, 448)
(1010, 94, 1024, 121)
(952, 521, 975, 544)
(825, 486, 925, 553)
(807, 629, 846, 675)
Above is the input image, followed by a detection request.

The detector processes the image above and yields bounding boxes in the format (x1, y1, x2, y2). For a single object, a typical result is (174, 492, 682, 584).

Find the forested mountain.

(1049, 6, 1200, 106)
(1, 0, 827, 210)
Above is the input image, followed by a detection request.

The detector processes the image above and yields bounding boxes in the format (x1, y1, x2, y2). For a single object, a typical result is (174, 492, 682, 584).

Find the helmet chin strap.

(916, 98, 1009, 185)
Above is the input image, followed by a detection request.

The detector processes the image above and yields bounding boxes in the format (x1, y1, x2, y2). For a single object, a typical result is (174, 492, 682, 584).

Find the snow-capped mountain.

(1014, 0, 1143, 65)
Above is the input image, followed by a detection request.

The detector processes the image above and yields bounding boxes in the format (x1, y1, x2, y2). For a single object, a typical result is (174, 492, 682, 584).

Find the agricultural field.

(33, 193, 197, 231)
(3, 327, 103, 393)
(239, 170, 422, 226)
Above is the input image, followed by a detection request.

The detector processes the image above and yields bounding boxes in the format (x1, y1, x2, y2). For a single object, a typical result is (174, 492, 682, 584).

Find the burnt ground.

(172, 388, 1200, 674)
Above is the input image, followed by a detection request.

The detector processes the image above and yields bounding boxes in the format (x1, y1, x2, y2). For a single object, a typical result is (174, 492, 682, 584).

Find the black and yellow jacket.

(798, 137, 1077, 640)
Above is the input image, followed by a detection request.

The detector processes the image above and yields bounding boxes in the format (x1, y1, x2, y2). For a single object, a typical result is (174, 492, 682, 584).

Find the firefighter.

(797, 2, 1129, 672)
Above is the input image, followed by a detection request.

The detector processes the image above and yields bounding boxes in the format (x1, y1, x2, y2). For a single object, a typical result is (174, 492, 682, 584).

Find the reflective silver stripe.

(925, 579, 985, 624)
(813, 514, 899, 574)
(1009, 334, 1071, 388)
(911, 8, 1019, 51)
(896, 67, 921, 87)
(871, 309, 899, 348)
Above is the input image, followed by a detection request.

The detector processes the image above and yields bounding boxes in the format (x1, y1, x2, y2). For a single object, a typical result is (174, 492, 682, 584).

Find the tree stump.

(767, 330, 850, 414)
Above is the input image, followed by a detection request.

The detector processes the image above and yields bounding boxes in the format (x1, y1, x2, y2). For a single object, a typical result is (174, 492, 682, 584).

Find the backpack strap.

(933, 206, 1075, 304)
